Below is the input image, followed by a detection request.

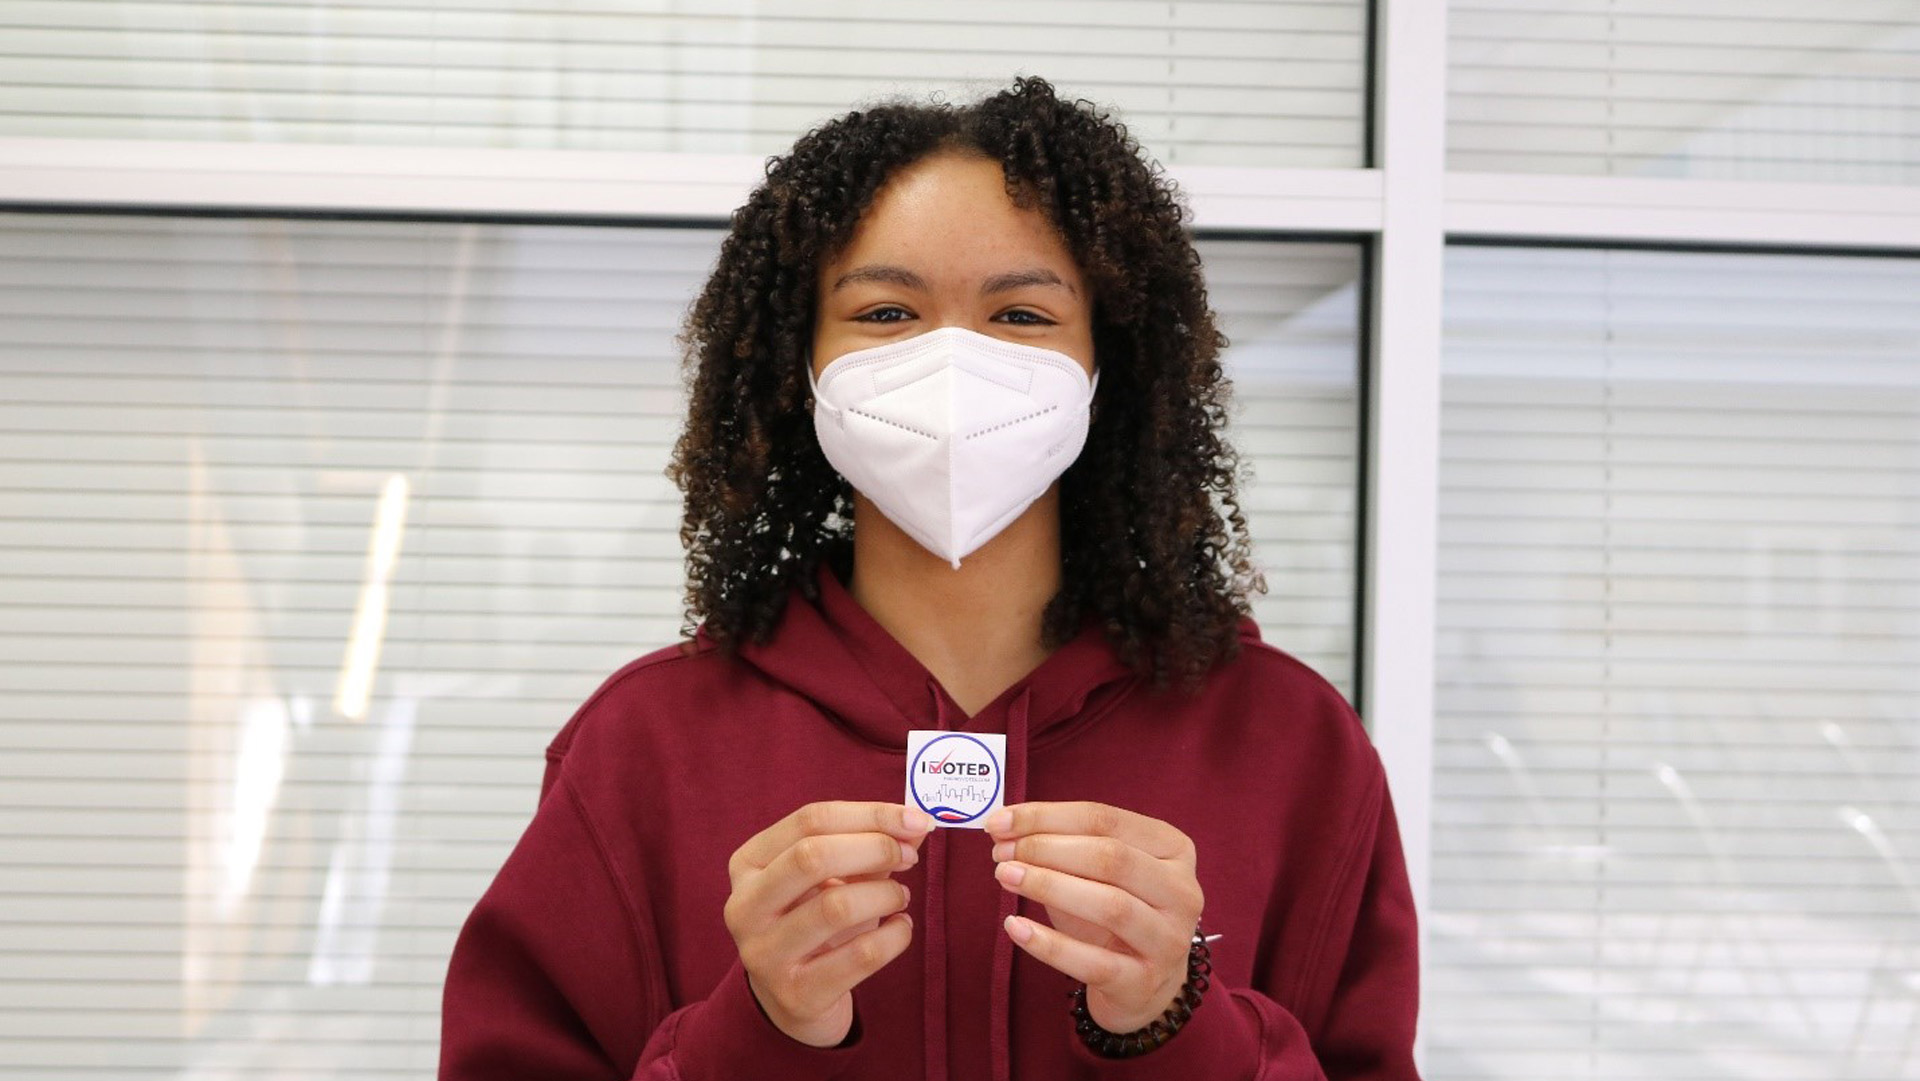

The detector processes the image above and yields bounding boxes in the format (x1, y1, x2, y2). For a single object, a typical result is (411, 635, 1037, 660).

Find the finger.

(816, 915, 883, 956)
(770, 879, 912, 963)
(737, 831, 917, 926)
(736, 802, 937, 876)
(992, 833, 1199, 914)
(984, 801, 1192, 864)
(793, 911, 914, 1011)
(1003, 914, 1144, 990)
(793, 870, 895, 910)
(994, 860, 1186, 961)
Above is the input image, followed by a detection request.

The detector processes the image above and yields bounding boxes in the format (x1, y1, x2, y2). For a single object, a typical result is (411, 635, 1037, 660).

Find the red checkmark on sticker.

(933, 747, 957, 772)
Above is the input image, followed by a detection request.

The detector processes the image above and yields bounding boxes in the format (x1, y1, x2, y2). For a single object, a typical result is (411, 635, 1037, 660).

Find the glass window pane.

(1450, 2, 1920, 184)
(0, 1, 1368, 168)
(1432, 243, 1920, 1077)
(0, 212, 1361, 1075)
(1203, 238, 1363, 696)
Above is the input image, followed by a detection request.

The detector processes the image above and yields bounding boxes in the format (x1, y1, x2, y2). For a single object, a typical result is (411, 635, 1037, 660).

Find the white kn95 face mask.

(808, 324, 1099, 569)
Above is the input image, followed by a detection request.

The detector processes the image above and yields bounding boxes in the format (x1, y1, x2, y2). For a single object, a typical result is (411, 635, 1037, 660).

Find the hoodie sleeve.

(439, 753, 869, 1081)
(1062, 764, 1423, 1079)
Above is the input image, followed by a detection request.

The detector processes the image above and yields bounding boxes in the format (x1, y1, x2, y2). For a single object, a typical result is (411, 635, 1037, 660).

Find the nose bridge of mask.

(817, 326, 1087, 405)
(812, 332, 954, 420)
(868, 348, 954, 397)
(951, 346, 1038, 397)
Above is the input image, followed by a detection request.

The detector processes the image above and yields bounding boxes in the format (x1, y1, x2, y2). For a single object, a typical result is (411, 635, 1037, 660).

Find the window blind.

(1430, 243, 1920, 1078)
(1212, 239, 1362, 692)
(1450, 0, 1920, 184)
(0, 212, 1360, 1077)
(0, 0, 1368, 167)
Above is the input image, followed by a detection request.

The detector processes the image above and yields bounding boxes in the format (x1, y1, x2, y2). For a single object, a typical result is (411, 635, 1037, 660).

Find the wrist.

(746, 971, 855, 1048)
(1068, 926, 1214, 1058)
(1088, 972, 1186, 1032)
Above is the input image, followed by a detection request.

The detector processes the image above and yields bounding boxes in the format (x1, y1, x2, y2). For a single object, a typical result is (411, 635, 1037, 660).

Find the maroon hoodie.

(439, 565, 1422, 1081)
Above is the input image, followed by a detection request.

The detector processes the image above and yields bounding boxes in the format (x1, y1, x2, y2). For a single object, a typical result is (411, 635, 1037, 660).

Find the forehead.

(823, 151, 1080, 281)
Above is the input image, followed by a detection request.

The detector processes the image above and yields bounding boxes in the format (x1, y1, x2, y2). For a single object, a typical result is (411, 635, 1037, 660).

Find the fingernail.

(995, 861, 1026, 887)
(1004, 914, 1032, 944)
(991, 841, 1013, 862)
(898, 841, 918, 866)
(904, 807, 935, 833)
(985, 810, 1012, 833)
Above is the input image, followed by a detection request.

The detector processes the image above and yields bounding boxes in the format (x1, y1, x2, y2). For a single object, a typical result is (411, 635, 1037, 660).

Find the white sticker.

(905, 730, 1007, 829)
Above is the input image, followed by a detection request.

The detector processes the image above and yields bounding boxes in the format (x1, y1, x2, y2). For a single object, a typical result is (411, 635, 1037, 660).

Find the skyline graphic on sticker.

(905, 730, 1006, 829)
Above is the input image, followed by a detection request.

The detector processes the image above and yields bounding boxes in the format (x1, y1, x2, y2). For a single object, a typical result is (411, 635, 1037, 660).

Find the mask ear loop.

(805, 358, 842, 426)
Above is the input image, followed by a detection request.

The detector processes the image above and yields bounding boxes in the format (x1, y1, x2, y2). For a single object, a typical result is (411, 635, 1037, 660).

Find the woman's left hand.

(985, 801, 1205, 1033)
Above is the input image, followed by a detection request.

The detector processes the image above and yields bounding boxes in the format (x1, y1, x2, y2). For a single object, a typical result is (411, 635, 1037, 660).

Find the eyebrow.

(830, 264, 1078, 297)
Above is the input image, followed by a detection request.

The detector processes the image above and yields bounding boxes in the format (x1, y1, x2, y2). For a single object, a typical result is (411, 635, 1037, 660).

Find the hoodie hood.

(731, 563, 1137, 1081)
(733, 562, 1136, 749)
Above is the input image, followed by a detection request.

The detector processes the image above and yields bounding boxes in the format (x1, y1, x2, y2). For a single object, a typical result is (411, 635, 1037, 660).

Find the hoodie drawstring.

(921, 681, 1032, 1081)
(923, 680, 951, 1081)
(988, 688, 1031, 1081)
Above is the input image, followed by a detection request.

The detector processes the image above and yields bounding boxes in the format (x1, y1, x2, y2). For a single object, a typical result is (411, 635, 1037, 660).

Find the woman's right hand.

(724, 801, 936, 1047)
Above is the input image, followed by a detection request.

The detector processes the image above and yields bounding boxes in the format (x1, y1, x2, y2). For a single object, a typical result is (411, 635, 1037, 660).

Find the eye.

(853, 305, 912, 323)
(998, 309, 1055, 326)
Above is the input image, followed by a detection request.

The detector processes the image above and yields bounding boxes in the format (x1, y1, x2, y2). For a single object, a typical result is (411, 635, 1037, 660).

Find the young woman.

(440, 76, 1421, 1081)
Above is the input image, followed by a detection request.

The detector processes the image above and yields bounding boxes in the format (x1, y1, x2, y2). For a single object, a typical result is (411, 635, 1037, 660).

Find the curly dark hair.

(667, 74, 1265, 690)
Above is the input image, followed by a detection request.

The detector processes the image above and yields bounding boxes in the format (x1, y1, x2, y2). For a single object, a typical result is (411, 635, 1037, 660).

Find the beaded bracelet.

(1067, 927, 1213, 1058)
